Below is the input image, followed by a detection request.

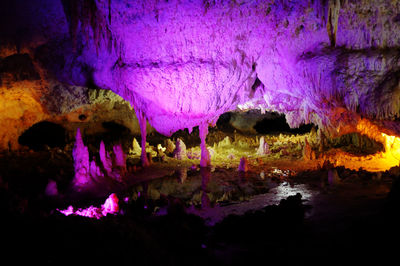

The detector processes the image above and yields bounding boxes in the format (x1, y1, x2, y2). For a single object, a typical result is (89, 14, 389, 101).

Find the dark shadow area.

(102, 121, 130, 135)
(18, 121, 66, 151)
(216, 112, 236, 133)
(83, 121, 132, 152)
(0, 53, 40, 86)
(328, 132, 384, 155)
(254, 113, 314, 134)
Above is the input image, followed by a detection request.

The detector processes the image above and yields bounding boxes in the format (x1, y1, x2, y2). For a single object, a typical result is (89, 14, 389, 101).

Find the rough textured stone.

(2, 0, 400, 145)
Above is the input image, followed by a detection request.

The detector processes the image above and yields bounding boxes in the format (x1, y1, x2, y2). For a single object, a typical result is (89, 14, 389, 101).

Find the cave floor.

(1, 128, 400, 264)
(1, 147, 400, 265)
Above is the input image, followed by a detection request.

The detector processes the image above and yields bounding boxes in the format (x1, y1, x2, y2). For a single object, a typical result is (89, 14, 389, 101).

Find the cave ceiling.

(1, 0, 400, 137)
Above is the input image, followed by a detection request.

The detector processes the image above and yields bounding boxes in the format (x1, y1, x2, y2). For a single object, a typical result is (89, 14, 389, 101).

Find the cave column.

(199, 123, 211, 167)
(137, 109, 150, 167)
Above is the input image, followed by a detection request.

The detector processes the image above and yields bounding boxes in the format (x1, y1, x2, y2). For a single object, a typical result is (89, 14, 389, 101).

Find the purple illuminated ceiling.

(2, 0, 400, 136)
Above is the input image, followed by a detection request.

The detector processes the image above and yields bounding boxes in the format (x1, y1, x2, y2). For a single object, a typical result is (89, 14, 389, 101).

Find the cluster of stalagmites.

(72, 128, 126, 189)
(70, 123, 326, 191)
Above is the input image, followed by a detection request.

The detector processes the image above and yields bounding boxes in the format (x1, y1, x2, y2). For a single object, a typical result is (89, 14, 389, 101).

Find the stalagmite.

(165, 139, 176, 154)
(157, 144, 166, 157)
(72, 128, 90, 187)
(113, 143, 126, 170)
(199, 123, 211, 167)
(257, 136, 271, 155)
(89, 157, 104, 180)
(303, 138, 316, 160)
(137, 109, 149, 167)
(173, 138, 187, 160)
(217, 136, 231, 148)
(131, 138, 142, 155)
(100, 140, 112, 175)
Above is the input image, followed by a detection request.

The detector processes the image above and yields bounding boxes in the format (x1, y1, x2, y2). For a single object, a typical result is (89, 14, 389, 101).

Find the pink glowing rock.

(173, 138, 187, 160)
(238, 157, 249, 172)
(75, 206, 103, 219)
(58, 205, 74, 216)
(199, 123, 211, 167)
(45, 179, 58, 196)
(100, 140, 112, 175)
(89, 158, 104, 180)
(57, 193, 119, 219)
(102, 193, 119, 216)
(72, 128, 90, 187)
(257, 136, 271, 156)
(113, 143, 126, 170)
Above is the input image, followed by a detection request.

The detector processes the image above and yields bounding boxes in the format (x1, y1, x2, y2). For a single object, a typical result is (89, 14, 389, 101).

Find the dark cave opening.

(216, 110, 315, 135)
(18, 121, 66, 151)
(254, 113, 314, 134)
(329, 132, 384, 155)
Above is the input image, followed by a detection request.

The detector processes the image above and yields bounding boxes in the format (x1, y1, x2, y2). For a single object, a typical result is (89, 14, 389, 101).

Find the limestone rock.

(217, 136, 232, 148)
(257, 136, 271, 156)
(130, 138, 142, 155)
(113, 143, 126, 170)
(72, 128, 90, 188)
(165, 139, 176, 155)
(173, 138, 187, 160)
(100, 140, 112, 175)
(303, 138, 316, 160)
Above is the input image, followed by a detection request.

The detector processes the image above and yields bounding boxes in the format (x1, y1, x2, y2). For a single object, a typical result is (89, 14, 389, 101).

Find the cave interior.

(2, 0, 400, 264)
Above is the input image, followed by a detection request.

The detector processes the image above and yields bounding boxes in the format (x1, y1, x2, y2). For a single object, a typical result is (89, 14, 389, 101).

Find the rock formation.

(257, 136, 271, 156)
(130, 138, 142, 155)
(165, 139, 176, 155)
(199, 123, 211, 167)
(2, 0, 400, 150)
(72, 128, 90, 188)
(100, 140, 113, 176)
(173, 138, 187, 160)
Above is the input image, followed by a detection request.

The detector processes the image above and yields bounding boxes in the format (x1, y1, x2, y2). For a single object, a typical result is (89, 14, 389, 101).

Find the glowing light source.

(326, 119, 400, 171)
(57, 193, 119, 219)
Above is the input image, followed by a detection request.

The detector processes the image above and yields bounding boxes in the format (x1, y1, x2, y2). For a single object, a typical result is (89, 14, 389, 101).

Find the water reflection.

(267, 182, 314, 205)
(200, 167, 211, 209)
(126, 166, 318, 224)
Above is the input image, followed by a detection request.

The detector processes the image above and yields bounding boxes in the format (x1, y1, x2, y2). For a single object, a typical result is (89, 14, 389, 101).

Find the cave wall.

(0, 50, 151, 151)
(1, 0, 400, 149)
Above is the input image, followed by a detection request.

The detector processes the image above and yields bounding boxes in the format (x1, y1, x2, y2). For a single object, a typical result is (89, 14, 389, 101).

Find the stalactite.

(137, 109, 149, 167)
(199, 123, 211, 167)
(327, 0, 340, 47)
(61, 0, 114, 53)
